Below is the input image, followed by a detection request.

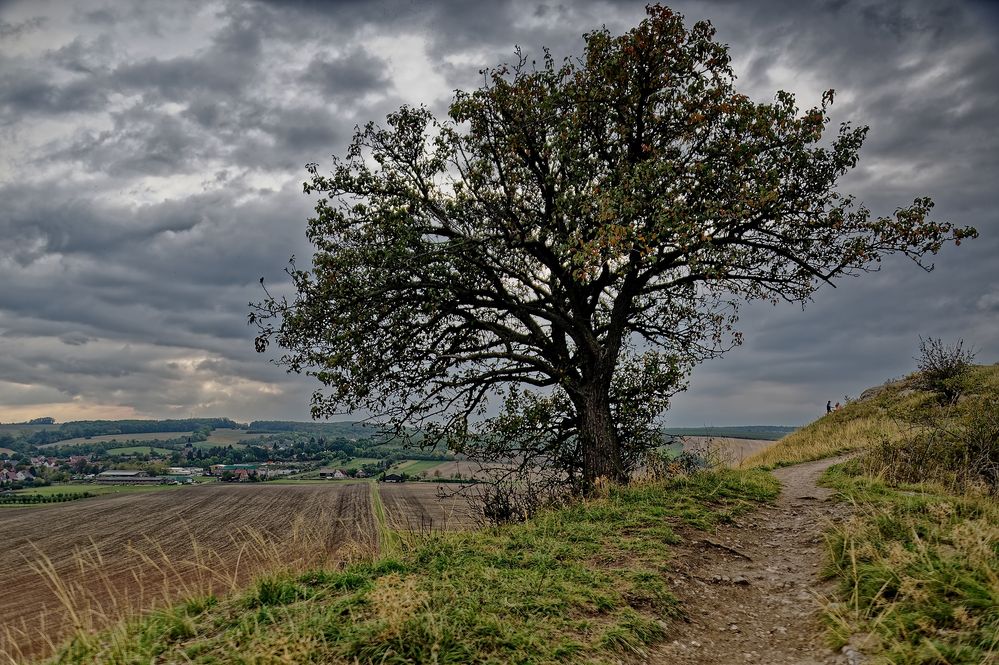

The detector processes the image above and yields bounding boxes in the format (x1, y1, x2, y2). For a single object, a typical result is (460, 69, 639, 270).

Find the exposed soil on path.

(653, 456, 857, 664)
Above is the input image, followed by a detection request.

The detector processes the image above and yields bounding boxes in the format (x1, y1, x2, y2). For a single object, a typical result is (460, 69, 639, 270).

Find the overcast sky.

(0, 0, 996, 427)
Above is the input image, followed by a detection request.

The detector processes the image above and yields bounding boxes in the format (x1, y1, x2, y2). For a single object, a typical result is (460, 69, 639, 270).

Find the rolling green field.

(106, 446, 175, 455)
(286, 458, 382, 479)
(203, 428, 252, 444)
(342, 457, 380, 470)
(390, 459, 443, 476)
(42, 431, 193, 448)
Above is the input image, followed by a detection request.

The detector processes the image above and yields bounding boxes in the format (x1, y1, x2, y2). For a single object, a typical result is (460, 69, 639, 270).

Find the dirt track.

(654, 456, 855, 664)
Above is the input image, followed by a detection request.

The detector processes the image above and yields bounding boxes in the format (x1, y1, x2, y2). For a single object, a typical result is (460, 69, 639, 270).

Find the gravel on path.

(651, 456, 859, 665)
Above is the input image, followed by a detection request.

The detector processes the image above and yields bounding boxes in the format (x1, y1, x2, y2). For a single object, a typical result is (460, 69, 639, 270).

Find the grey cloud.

(301, 50, 390, 98)
(56, 107, 202, 175)
(0, 15, 45, 39)
(59, 332, 93, 346)
(1, 0, 996, 425)
(0, 64, 108, 116)
(46, 35, 116, 74)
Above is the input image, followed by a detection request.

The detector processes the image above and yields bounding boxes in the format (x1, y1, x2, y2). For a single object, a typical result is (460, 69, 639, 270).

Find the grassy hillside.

(747, 364, 998, 663)
(42, 470, 778, 664)
(822, 464, 997, 664)
(743, 364, 999, 470)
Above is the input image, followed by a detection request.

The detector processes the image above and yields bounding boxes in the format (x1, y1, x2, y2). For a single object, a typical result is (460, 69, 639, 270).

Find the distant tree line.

(8, 418, 243, 448)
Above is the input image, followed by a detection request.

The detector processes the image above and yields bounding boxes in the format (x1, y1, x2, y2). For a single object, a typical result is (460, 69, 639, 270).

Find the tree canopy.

(251, 5, 975, 493)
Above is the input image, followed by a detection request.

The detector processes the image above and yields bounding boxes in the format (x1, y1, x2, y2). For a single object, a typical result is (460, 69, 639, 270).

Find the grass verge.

(820, 460, 998, 664)
(42, 469, 778, 664)
(369, 482, 401, 558)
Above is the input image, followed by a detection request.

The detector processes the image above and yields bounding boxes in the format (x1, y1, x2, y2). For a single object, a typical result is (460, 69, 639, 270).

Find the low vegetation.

(741, 388, 923, 470)
(0, 492, 93, 505)
(912, 336, 976, 403)
(40, 470, 778, 664)
(822, 464, 998, 664)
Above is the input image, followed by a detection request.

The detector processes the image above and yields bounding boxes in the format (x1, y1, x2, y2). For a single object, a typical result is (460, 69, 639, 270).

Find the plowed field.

(1, 483, 377, 661)
(0, 481, 482, 661)
(378, 482, 477, 531)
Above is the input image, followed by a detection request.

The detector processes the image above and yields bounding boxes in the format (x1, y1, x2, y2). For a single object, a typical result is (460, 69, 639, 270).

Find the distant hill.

(1, 418, 245, 450)
(248, 420, 385, 438)
(663, 425, 798, 441)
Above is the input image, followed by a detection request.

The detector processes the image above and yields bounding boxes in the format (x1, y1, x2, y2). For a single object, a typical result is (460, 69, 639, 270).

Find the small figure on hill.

(826, 400, 832, 414)
(834, 402, 842, 411)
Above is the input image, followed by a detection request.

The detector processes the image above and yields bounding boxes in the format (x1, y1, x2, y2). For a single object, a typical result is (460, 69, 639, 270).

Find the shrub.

(914, 337, 975, 402)
(864, 397, 998, 496)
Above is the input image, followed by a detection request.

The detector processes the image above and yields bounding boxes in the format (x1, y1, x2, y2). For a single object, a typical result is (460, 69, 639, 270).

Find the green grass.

(745, 364, 999, 470)
(44, 432, 192, 448)
(390, 459, 442, 476)
(369, 482, 400, 557)
(106, 445, 175, 455)
(189, 440, 247, 450)
(203, 428, 252, 445)
(44, 469, 779, 664)
(15, 483, 184, 498)
(821, 462, 998, 664)
(343, 457, 381, 470)
(803, 364, 999, 664)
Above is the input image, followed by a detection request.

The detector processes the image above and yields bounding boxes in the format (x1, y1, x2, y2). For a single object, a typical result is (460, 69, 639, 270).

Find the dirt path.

(653, 456, 856, 664)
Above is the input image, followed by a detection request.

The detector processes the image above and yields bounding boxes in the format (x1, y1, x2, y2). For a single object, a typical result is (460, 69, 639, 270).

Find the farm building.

(210, 463, 259, 475)
(95, 470, 161, 485)
(381, 474, 404, 483)
(163, 475, 194, 484)
(319, 468, 349, 479)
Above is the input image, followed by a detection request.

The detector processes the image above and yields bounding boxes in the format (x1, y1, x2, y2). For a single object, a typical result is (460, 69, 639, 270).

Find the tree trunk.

(577, 382, 625, 492)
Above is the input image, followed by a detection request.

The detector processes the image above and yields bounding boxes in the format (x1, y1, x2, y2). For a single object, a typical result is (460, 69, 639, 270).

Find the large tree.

(252, 6, 975, 492)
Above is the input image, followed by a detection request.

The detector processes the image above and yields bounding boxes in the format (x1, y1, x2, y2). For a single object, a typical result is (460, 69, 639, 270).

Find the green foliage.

(0, 492, 94, 505)
(252, 4, 974, 491)
(47, 469, 778, 664)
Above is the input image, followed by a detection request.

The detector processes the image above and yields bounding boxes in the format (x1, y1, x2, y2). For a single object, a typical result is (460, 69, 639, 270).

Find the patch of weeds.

(821, 463, 998, 664)
(248, 576, 310, 607)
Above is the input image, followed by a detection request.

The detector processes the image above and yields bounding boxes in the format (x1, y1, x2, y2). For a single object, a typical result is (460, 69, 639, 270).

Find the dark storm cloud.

(0, 0, 995, 423)
(0, 63, 108, 116)
(301, 51, 390, 98)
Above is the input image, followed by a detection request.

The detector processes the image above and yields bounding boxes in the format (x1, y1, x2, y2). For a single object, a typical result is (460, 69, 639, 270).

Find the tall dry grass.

(821, 466, 999, 663)
(741, 415, 906, 469)
(0, 509, 373, 664)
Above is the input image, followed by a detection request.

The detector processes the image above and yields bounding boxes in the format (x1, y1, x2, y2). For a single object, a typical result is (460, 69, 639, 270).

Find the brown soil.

(0, 481, 467, 662)
(378, 482, 477, 531)
(653, 456, 856, 664)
